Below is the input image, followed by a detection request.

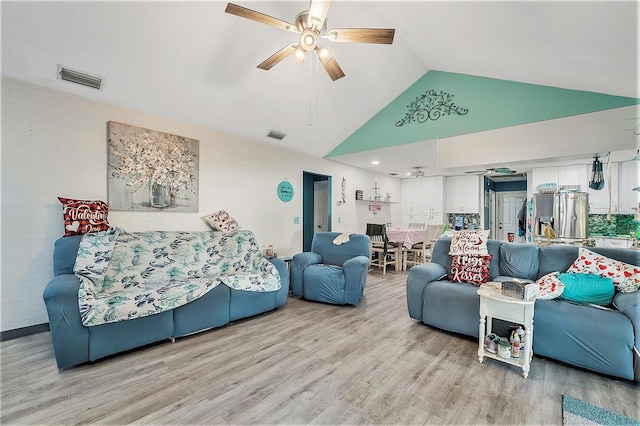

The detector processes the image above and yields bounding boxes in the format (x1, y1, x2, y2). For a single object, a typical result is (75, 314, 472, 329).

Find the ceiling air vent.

(57, 65, 103, 90)
(266, 129, 287, 140)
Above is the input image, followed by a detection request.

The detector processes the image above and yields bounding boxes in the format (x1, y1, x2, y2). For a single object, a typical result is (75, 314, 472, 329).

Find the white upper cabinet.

(401, 176, 445, 226)
(531, 167, 559, 193)
(445, 175, 480, 213)
(423, 175, 444, 224)
(531, 165, 588, 193)
(558, 164, 589, 191)
(618, 160, 640, 214)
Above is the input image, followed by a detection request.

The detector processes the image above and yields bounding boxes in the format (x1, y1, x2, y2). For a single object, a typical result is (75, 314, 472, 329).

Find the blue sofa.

(407, 237, 640, 381)
(43, 234, 289, 369)
(291, 232, 370, 305)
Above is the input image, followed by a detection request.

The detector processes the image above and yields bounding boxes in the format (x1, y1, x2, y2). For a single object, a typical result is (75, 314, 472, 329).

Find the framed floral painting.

(107, 121, 199, 211)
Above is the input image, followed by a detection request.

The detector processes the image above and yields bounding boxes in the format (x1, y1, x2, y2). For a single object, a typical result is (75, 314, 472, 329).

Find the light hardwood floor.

(2, 270, 639, 425)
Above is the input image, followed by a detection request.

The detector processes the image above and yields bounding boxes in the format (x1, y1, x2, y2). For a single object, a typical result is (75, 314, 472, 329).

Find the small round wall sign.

(277, 179, 294, 202)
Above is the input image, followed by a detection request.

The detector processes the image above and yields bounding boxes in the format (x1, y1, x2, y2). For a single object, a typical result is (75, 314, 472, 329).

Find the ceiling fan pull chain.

(309, 57, 313, 127)
(316, 57, 320, 121)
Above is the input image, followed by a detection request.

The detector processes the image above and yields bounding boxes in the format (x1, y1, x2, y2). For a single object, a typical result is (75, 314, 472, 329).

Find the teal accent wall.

(327, 70, 639, 157)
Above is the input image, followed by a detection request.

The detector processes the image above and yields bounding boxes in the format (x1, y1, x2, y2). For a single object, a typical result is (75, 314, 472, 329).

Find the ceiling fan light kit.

(225, 0, 395, 81)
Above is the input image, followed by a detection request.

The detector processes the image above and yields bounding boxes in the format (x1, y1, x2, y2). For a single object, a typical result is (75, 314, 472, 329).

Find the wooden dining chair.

(405, 224, 445, 268)
(366, 223, 398, 275)
(404, 228, 430, 269)
(408, 222, 426, 229)
(423, 224, 446, 262)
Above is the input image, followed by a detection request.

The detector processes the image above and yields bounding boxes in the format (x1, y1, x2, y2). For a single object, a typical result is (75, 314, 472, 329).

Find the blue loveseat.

(43, 233, 289, 369)
(407, 237, 640, 381)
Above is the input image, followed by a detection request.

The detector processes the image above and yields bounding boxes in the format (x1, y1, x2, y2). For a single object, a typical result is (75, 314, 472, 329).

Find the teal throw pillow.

(558, 273, 615, 306)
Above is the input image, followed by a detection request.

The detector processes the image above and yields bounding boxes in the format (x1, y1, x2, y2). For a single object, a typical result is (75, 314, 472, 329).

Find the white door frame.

(314, 180, 329, 233)
(489, 190, 496, 239)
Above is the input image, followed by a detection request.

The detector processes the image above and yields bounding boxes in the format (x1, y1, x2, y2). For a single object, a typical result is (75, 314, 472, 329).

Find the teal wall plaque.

(277, 179, 294, 202)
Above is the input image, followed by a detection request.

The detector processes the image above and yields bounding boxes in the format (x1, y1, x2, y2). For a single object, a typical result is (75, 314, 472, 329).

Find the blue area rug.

(562, 395, 640, 425)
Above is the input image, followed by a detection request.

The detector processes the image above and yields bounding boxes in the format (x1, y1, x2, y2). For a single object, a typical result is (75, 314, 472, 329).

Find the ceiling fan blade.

(315, 46, 345, 81)
(326, 28, 395, 44)
(257, 44, 299, 70)
(308, 0, 331, 31)
(225, 3, 298, 33)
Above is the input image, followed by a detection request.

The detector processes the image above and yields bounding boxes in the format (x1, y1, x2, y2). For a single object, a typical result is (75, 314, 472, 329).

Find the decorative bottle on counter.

(510, 332, 521, 359)
(516, 326, 525, 353)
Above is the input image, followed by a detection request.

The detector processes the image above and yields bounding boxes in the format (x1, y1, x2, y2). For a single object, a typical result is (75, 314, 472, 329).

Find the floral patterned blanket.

(75, 229, 281, 327)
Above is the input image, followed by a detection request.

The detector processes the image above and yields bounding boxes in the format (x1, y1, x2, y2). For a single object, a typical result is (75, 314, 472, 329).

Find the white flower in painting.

(109, 128, 197, 199)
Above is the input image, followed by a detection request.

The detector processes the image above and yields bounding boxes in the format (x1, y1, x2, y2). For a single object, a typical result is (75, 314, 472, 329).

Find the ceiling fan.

(224, 1, 395, 81)
(407, 167, 426, 178)
(465, 167, 517, 176)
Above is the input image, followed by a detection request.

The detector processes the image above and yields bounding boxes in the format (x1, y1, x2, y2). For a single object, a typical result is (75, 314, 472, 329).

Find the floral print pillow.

(534, 272, 564, 299)
(201, 210, 240, 232)
(567, 248, 639, 293)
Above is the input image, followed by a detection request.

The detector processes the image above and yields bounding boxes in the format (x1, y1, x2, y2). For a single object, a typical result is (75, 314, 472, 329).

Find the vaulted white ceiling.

(2, 1, 638, 177)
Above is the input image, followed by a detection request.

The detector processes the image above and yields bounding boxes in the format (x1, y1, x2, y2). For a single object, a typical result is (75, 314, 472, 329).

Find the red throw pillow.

(449, 254, 492, 285)
(58, 197, 110, 237)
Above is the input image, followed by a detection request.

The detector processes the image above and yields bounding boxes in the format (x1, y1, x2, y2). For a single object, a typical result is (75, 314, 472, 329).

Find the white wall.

(437, 105, 638, 169)
(0, 77, 401, 332)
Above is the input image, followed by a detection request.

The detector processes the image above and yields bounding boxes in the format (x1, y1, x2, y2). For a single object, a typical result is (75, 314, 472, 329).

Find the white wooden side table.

(477, 282, 535, 378)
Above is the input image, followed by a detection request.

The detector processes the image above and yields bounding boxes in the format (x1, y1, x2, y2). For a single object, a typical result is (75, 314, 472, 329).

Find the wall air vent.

(57, 65, 103, 90)
(266, 129, 287, 140)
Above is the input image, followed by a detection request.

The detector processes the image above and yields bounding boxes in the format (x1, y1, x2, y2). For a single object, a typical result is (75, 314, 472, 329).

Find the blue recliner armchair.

(291, 232, 370, 305)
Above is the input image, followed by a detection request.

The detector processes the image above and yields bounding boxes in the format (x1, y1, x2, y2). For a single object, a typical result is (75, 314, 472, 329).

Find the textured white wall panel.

(0, 77, 401, 332)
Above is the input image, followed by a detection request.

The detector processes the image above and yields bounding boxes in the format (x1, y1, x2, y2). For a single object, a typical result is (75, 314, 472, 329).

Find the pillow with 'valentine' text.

(58, 197, 110, 237)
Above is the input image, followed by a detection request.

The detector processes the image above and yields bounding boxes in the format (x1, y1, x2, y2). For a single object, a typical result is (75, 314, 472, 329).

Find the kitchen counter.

(591, 235, 637, 249)
(533, 237, 595, 247)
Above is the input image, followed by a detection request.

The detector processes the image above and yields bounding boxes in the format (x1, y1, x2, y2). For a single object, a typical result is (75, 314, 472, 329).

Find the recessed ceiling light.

(371, 161, 380, 165)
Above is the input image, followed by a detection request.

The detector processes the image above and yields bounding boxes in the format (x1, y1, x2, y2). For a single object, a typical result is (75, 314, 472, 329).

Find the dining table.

(385, 228, 427, 271)
(386, 228, 426, 249)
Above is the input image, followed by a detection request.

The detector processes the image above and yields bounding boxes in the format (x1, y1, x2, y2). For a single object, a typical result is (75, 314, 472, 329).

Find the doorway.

(302, 171, 332, 252)
(493, 191, 526, 242)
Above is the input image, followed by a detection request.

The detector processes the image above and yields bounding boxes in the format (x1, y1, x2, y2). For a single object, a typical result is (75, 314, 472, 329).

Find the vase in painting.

(149, 176, 170, 208)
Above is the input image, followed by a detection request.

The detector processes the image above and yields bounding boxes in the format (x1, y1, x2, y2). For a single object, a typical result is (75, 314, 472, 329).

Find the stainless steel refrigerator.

(532, 192, 589, 241)
(554, 192, 589, 239)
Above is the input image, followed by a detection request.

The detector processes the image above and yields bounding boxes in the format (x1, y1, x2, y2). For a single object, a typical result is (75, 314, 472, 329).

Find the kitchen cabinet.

(558, 164, 589, 191)
(445, 175, 480, 213)
(587, 162, 619, 214)
(401, 176, 444, 226)
(531, 167, 559, 193)
(618, 160, 640, 214)
(531, 165, 588, 193)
